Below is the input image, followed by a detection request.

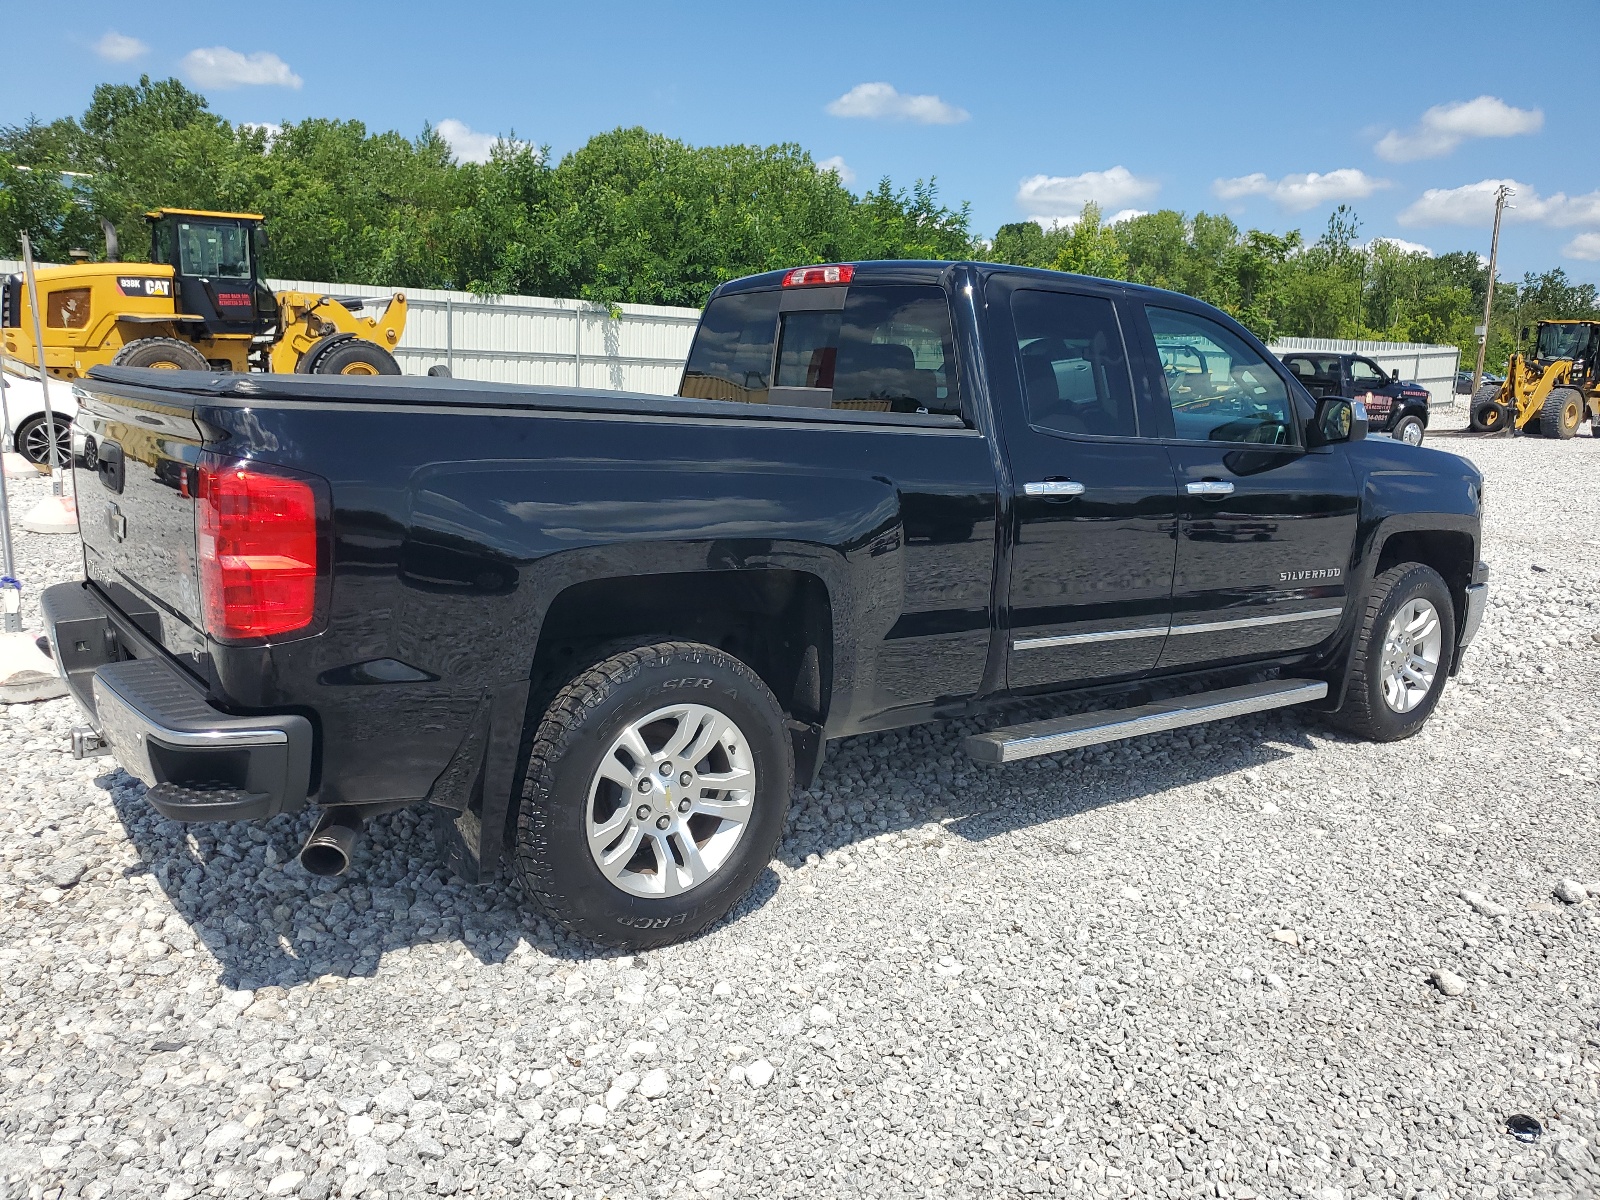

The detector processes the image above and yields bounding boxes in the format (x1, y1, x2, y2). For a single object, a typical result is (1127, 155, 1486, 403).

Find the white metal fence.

(4, 258, 1467, 406)
(0, 260, 702, 396)
(1268, 338, 1461, 407)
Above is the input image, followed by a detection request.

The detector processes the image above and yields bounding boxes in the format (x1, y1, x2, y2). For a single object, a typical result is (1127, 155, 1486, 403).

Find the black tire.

(110, 337, 210, 371)
(1470, 400, 1510, 434)
(14, 414, 70, 467)
(1327, 563, 1456, 743)
(1541, 387, 1584, 440)
(308, 339, 401, 376)
(1391, 415, 1425, 446)
(515, 640, 793, 949)
(1467, 383, 1503, 431)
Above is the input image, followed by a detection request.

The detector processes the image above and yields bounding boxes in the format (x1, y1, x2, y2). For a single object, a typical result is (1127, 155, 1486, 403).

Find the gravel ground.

(1, 409, 1598, 1200)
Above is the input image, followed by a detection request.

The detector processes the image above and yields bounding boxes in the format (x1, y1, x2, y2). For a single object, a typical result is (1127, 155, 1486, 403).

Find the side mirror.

(1390, 368, 1400, 380)
(1520, 325, 1530, 342)
(1310, 396, 1367, 446)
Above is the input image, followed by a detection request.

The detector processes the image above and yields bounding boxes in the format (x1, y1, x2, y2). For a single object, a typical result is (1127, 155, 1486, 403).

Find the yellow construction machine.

(1468, 319, 1600, 438)
(1, 208, 406, 380)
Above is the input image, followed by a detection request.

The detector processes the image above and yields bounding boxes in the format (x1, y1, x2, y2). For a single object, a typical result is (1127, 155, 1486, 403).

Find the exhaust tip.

(299, 810, 364, 877)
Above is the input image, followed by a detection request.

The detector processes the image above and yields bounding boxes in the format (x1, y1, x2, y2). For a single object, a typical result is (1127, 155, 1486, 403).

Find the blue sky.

(5, 0, 1598, 284)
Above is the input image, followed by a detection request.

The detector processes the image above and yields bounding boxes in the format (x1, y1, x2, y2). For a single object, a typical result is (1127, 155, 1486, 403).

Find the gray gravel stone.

(1, 421, 1598, 1200)
(1554, 878, 1589, 904)
(1429, 968, 1469, 997)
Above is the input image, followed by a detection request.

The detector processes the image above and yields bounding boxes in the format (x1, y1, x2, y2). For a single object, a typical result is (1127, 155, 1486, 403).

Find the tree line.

(3, 76, 1596, 367)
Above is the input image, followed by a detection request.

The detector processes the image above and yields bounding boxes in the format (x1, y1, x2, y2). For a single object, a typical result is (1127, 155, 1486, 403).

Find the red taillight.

(782, 264, 854, 287)
(197, 460, 321, 640)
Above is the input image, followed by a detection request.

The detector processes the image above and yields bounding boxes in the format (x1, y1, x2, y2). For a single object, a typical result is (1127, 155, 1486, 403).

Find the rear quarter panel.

(200, 396, 997, 808)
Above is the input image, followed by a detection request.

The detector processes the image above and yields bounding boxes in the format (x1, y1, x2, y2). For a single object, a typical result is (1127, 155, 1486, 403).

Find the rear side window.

(679, 290, 780, 403)
(1148, 306, 1296, 445)
(1010, 289, 1138, 438)
(682, 283, 962, 416)
(830, 286, 961, 415)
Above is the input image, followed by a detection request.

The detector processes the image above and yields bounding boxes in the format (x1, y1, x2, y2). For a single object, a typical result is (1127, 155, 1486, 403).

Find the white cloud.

(816, 155, 856, 186)
(1106, 208, 1148, 225)
(240, 121, 282, 147)
(436, 119, 506, 164)
(181, 47, 302, 90)
(1565, 233, 1600, 261)
(1398, 178, 1600, 228)
(1365, 236, 1434, 256)
(1375, 96, 1543, 162)
(1213, 169, 1387, 212)
(1017, 166, 1158, 223)
(825, 82, 968, 125)
(93, 31, 148, 62)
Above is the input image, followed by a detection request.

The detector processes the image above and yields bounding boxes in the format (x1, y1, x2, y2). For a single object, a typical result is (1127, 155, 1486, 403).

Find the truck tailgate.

(74, 385, 210, 672)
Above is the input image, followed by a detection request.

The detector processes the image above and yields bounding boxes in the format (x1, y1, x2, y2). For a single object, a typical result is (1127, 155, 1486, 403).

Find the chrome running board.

(962, 678, 1329, 764)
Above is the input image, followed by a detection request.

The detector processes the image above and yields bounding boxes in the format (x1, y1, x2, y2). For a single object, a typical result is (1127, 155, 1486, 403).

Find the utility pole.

(1471, 184, 1514, 395)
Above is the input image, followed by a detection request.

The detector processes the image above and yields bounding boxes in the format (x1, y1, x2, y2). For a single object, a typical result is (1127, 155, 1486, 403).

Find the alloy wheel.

(1380, 598, 1442, 713)
(585, 704, 756, 898)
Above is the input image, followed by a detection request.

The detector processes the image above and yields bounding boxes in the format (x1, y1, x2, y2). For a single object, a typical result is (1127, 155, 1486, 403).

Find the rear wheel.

(516, 640, 792, 949)
(1392, 414, 1426, 446)
(1327, 563, 1455, 743)
(308, 339, 400, 376)
(1542, 387, 1584, 440)
(110, 337, 210, 371)
(14, 414, 71, 466)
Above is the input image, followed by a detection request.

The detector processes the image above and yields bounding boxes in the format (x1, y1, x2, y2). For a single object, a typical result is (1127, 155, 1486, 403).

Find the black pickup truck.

(1277, 350, 1435, 446)
(43, 261, 1489, 948)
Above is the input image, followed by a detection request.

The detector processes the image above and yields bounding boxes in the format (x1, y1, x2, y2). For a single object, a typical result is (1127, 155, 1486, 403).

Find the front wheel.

(515, 641, 793, 949)
(1327, 563, 1455, 742)
(1391, 414, 1426, 446)
(1542, 387, 1584, 440)
(308, 339, 401, 376)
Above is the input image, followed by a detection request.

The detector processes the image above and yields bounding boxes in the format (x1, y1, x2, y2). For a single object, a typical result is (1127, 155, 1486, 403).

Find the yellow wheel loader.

(1, 208, 406, 381)
(1468, 319, 1600, 439)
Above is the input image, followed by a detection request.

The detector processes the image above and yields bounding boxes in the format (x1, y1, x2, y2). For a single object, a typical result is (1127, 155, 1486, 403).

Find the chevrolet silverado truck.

(42, 261, 1489, 948)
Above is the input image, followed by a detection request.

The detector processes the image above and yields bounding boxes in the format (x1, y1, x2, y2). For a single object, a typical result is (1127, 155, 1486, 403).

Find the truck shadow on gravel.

(98, 703, 1321, 993)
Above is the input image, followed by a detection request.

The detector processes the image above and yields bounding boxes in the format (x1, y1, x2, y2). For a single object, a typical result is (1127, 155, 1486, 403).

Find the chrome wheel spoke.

(596, 823, 644, 880)
(680, 712, 732, 769)
(617, 725, 653, 767)
(596, 753, 637, 791)
(690, 794, 753, 825)
(649, 833, 681, 897)
(696, 764, 754, 791)
(673, 832, 710, 886)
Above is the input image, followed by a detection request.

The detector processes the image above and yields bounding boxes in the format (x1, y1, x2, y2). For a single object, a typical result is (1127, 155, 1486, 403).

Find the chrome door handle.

(1185, 480, 1235, 497)
(1024, 480, 1086, 497)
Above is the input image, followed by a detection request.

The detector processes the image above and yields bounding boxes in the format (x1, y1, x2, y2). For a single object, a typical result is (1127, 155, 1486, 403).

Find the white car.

(0, 373, 77, 465)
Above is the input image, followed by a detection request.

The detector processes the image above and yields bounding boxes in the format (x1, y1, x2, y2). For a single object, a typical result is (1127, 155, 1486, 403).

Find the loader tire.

(111, 337, 210, 371)
(1542, 387, 1584, 440)
(309, 339, 400, 376)
(1470, 400, 1510, 434)
(1468, 383, 1505, 431)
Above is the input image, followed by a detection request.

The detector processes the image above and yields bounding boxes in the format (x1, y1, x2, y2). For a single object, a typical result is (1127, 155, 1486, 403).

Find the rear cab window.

(679, 278, 963, 419)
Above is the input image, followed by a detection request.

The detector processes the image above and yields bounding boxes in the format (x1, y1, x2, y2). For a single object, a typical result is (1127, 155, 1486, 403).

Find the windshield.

(177, 221, 253, 280)
(1536, 323, 1592, 361)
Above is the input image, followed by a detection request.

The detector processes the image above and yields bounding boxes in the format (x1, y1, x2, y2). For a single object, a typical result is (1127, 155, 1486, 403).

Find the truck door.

(1346, 355, 1398, 429)
(1136, 304, 1360, 669)
(987, 277, 1179, 689)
